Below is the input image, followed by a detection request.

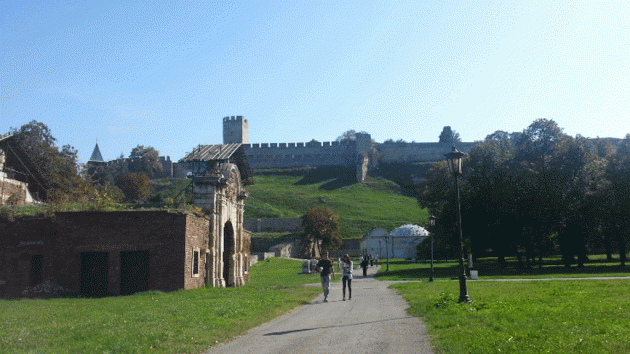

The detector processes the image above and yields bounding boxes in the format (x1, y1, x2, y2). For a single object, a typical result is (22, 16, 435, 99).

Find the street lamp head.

(445, 146, 465, 176)
(428, 215, 437, 227)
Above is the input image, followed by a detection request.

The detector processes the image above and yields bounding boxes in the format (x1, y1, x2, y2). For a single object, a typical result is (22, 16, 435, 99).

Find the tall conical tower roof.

(88, 143, 105, 164)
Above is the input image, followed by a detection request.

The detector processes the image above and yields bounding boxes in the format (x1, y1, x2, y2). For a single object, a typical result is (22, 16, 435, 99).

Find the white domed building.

(360, 224, 429, 260)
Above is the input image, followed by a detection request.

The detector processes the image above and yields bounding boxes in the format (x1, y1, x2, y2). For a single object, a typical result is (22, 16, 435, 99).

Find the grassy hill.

(1, 167, 428, 239)
(244, 167, 428, 238)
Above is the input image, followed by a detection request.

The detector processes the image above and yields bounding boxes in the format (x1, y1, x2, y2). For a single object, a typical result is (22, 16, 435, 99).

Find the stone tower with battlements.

(223, 116, 249, 144)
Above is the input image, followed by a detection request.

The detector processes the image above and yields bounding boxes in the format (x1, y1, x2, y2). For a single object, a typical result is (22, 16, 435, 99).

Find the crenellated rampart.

(242, 140, 357, 169)
(173, 117, 477, 176)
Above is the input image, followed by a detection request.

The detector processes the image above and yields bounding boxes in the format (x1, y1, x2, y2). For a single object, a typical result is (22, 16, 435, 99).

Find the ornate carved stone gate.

(181, 144, 252, 287)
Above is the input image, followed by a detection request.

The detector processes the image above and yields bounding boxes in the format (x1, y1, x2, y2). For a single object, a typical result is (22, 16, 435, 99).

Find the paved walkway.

(203, 264, 434, 354)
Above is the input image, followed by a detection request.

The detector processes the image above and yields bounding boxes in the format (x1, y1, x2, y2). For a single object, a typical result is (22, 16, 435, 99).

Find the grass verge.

(391, 279, 630, 353)
(0, 258, 321, 354)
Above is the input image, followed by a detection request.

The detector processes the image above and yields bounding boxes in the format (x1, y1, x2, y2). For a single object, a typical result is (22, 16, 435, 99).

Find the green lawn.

(392, 279, 630, 353)
(375, 256, 630, 353)
(376, 256, 630, 281)
(0, 258, 321, 354)
(245, 168, 425, 238)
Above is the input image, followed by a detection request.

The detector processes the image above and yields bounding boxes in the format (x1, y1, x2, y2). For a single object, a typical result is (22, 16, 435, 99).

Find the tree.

(300, 206, 342, 256)
(603, 134, 630, 266)
(439, 126, 461, 144)
(9, 120, 90, 202)
(337, 130, 357, 141)
(336, 130, 368, 142)
(116, 172, 153, 203)
(128, 145, 162, 178)
(420, 119, 615, 269)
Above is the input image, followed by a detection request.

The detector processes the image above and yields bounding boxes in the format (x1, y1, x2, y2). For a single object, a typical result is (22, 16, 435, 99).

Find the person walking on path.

(316, 252, 335, 302)
(361, 256, 369, 277)
(341, 254, 353, 301)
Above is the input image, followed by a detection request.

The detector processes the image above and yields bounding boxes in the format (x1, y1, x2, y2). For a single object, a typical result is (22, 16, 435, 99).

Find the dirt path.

(203, 264, 434, 354)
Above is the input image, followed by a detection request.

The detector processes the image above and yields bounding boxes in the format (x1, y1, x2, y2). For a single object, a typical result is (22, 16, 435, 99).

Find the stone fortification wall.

(243, 140, 357, 169)
(0, 177, 29, 205)
(377, 142, 476, 164)
(244, 218, 303, 234)
(242, 140, 475, 170)
(251, 237, 287, 253)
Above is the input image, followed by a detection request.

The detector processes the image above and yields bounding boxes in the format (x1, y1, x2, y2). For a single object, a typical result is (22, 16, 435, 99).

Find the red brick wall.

(0, 217, 53, 297)
(184, 216, 210, 290)
(1, 211, 215, 298)
(52, 211, 188, 295)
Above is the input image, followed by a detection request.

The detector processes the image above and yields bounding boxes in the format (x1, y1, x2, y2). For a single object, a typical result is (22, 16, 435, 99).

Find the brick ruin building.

(0, 145, 253, 298)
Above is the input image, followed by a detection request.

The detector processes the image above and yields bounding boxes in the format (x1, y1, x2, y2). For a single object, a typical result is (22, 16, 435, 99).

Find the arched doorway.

(223, 221, 235, 286)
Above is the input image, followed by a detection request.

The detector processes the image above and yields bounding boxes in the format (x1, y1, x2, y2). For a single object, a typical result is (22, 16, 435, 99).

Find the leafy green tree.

(116, 172, 153, 203)
(420, 121, 615, 268)
(336, 130, 357, 141)
(128, 145, 162, 178)
(336, 130, 369, 142)
(416, 161, 461, 259)
(300, 206, 342, 256)
(438, 126, 461, 144)
(463, 133, 518, 265)
(603, 134, 630, 266)
(9, 120, 89, 202)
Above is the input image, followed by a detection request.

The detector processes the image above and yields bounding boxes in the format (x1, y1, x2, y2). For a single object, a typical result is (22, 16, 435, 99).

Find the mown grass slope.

(1, 167, 426, 239)
(244, 167, 427, 238)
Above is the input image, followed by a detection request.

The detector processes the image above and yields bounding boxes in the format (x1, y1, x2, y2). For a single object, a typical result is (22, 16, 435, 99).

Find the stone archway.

(223, 221, 235, 286)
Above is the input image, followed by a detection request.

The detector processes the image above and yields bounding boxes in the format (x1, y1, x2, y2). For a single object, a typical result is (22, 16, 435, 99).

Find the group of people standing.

(316, 252, 380, 302)
(316, 252, 354, 302)
(359, 254, 378, 276)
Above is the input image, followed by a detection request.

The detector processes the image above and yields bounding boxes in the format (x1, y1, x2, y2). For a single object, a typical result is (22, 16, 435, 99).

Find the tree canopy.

(300, 206, 342, 256)
(419, 119, 630, 267)
(439, 126, 461, 144)
(128, 145, 162, 178)
(9, 120, 90, 203)
(336, 130, 368, 142)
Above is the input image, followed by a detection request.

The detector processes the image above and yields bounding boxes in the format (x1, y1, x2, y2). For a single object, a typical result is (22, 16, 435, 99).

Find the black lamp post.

(445, 146, 471, 303)
(428, 215, 437, 282)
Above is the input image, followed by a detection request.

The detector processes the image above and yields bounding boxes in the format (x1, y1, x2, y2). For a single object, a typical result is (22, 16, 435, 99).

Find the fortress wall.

(244, 218, 303, 234)
(172, 139, 478, 177)
(243, 140, 357, 169)
(377, 142, 476, 163)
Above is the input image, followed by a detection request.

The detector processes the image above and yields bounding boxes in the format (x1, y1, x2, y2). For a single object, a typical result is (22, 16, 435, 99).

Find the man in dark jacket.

(316, 252, 335, 302)
(361, 257, 369, 277)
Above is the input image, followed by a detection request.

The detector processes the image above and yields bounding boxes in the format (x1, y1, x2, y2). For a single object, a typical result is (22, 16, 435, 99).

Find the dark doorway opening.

(81, 252, 109, 297)
(223, 222, 235, 286)
(120, 250, 150, 295)
(30, 255, 43, 286)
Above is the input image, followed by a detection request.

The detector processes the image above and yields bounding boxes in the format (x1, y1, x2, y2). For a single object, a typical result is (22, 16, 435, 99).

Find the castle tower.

(88, 143, 105, 164)
(223, 116, 249, 144)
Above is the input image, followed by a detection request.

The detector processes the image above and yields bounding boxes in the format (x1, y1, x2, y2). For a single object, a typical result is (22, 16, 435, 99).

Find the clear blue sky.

(2, 0, 629, 163)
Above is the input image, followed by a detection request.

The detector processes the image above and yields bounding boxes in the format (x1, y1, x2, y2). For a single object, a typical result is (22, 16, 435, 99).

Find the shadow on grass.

(293, 166, 357, 191)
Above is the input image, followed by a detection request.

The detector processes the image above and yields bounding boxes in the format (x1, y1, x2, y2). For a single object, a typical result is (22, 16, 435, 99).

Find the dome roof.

(390, 224, 428, 237)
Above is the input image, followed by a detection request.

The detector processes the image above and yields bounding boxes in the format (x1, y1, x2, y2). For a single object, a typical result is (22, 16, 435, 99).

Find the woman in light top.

(341, 254, 353, 301)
